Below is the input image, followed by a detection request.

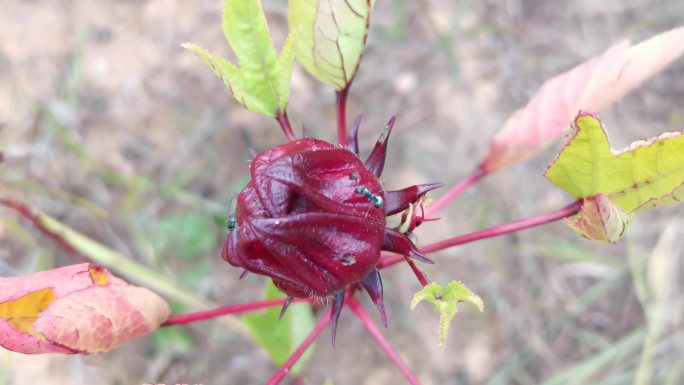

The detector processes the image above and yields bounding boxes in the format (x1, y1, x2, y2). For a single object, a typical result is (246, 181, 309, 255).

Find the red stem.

(346, 295, 422, 385)
(266, 310, 332, 385)
(276, 110, 296, 141)
(425, 167, 486, 217)
(0, 197, 79, 254)
(379, 200, 583, 269)
(404, 257, 430, 287)
(162, 297, 308, 326)
(336, 88, 349, 147)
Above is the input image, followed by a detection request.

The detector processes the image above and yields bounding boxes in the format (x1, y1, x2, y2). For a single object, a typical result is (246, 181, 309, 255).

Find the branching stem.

(346, 295, 422, 385)
(379, 200, 583, 268)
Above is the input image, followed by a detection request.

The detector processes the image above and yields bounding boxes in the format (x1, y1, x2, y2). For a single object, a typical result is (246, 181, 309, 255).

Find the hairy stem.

(425, 167, 486, 217)
(380, 200, 583, 268)
(163, 297, 308, 326)
(336, 88, 349, 147)
(276, 110, 296, 141)
(266, 310, 332, 385)
(346, 296, 422, 385)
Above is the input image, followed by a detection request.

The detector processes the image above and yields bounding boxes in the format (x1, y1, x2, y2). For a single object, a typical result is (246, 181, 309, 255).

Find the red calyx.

(222, 116, 440, 342)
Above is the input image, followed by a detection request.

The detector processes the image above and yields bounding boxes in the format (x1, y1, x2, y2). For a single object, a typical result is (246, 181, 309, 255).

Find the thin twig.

(404, 257, 430, 287)
(379, 200, 583, 269)
(0, 197, 78, 254)
(266, 310, 332, 385)
(346, 295, 422, 385)
(162, 297, 309, 326)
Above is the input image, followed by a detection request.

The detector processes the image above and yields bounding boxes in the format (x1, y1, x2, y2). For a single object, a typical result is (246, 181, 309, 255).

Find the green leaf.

(183, 0, 298, 116)
(154, 212, 217, 260)
(289, 0, 376, 90)
(545, 113, 684, 240)
(242, 281, 315, 375)
(411, 281, 484, 348)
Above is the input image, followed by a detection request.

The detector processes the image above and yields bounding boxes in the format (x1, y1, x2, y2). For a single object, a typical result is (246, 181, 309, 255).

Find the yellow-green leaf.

(183, 0, 298, 116)
(289, 0, 375, 90)
(546, 113, 684, 215)
(411, 281, 483, 348)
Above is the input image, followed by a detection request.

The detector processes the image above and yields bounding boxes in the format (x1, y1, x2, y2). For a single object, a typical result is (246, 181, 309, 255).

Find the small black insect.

(226, 196, 237, 233)
(226, 214, 237, 232)
(354, 186, 383, 208)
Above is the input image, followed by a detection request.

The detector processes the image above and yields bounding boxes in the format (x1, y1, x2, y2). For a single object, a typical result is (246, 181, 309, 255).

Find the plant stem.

(336, 88, 349, 147)
(162, 297, 308, 326)
(0, 197, 78, 253)
(0, 196, 213, 309)
(379, 200, 583, 269)
(346, 295, 422, 385)
(276, 110, 296, 141)
(405, 256, 430, 287)
(266, 310, 332, 385)
(425, 167, 486, 217)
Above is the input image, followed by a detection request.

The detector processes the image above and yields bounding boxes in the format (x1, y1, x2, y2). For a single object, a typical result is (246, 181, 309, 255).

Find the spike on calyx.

(361, 268, 387, 328)
(384, 183, 443, 216)
(278, 296, 293, 320)
(347, 114, 363, 155)
(364, 115, 396, 177)
(330, 291, 345, 346)
(382, 228, 433, 264)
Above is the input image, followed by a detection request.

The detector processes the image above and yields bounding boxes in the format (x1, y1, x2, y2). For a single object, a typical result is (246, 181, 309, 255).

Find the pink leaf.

(481, 27, 684, 173)
(0, 263, 170, 354)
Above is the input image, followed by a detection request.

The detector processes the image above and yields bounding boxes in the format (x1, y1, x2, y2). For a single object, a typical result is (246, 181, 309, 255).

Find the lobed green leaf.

(411, 281, 483, 347)
(183, 0, 299, 116)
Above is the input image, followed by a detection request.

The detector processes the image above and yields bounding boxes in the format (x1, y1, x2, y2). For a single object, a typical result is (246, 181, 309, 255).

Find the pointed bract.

(382, 228, 434, 264)
(347, 114, 363, 155)
(384, 183, 443, 216)
(364, 116, 396, 177)
(278, 296, 294, 320)
(330, 291, 345, 346)
(361, 268, 387, 328)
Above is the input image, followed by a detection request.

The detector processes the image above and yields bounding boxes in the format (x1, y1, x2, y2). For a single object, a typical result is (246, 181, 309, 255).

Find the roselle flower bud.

(222, 117, 441, 341)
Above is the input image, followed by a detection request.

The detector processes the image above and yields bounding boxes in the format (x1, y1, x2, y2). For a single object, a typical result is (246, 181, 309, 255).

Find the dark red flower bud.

(222, 117, 440, 341)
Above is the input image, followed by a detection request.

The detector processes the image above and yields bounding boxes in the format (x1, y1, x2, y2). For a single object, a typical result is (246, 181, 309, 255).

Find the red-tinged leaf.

(0, 263, 170, 354)
(481, 27, 684, 173)
(565, 194, 631, 243)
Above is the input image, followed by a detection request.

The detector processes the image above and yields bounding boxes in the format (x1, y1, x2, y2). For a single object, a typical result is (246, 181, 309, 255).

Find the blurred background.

(1, 0, 684, 384)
